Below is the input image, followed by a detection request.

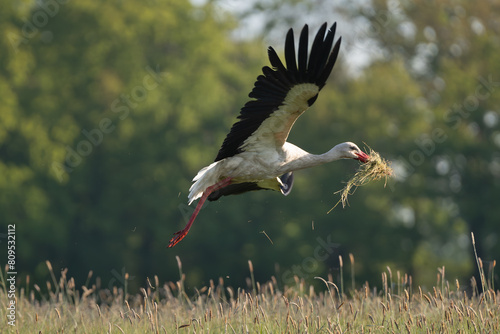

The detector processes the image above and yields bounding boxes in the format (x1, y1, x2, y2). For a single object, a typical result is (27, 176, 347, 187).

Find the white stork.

(168, 22, 369, 247)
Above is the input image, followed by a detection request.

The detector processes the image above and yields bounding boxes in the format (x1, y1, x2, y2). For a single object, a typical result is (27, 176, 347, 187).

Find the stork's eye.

(349, 145, 357, 151)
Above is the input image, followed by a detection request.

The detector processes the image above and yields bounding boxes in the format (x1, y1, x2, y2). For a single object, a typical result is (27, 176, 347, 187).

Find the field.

(1, 254, 499, 333)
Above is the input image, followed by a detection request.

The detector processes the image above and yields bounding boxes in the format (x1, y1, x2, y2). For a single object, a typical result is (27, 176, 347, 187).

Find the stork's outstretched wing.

(214, 22, 341, 162)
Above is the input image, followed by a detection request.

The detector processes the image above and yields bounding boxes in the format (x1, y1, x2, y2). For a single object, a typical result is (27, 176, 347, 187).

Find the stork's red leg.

(167, 177, 232, 248)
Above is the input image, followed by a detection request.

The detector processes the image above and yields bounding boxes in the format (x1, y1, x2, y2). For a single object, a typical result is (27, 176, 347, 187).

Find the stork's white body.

(188, 143, 300, 204)
(168, 23, 369, 247)
(188, 141, 354, 205)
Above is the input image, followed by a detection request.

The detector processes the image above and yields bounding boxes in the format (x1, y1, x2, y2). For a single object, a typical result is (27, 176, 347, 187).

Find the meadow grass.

(1, 238, 499, 333)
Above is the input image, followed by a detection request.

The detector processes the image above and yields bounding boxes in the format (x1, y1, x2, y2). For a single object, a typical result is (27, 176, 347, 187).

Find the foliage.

(347, 0, 500, 286)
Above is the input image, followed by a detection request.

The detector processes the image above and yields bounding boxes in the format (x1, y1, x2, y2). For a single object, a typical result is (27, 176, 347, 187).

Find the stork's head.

(337, 142, 370, 163)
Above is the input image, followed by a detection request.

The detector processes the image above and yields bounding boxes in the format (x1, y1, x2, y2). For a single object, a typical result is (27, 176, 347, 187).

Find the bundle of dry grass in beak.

(329, 147, 393, 212)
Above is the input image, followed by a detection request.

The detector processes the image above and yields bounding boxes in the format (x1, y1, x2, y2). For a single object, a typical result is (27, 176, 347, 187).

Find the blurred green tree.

(0, 0, 266, 290)
(348, 0, 500, 288)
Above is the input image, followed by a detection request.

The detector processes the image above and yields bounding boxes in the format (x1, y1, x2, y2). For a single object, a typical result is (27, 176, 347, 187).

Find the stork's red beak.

(355, 151, 370, 163)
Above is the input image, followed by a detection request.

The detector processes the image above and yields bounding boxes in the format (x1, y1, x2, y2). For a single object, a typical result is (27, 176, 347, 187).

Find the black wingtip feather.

(285, 28, 298, 76)
(297, 24, 309, 81)
(312, 24, 336, 81)
(307, 23, 328, 80)
(268, 47, 286, 72)
(317, 37, 341, 88)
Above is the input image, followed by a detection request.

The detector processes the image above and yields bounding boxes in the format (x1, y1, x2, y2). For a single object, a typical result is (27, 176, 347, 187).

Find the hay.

(328, 147, 393, 212)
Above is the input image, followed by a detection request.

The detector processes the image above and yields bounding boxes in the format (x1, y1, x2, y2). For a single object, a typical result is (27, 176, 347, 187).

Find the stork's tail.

(188, 161, 223, 204)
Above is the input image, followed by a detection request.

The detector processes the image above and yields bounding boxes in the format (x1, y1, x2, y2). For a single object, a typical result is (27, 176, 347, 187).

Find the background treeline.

(1, 0, 499, 293)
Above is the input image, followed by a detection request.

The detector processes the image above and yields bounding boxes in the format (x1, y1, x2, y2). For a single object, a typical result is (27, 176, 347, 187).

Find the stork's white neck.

(278, 143, 346, 174)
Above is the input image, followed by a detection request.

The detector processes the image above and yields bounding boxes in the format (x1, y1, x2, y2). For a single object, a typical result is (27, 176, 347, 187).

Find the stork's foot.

(167, 229, 188, 248)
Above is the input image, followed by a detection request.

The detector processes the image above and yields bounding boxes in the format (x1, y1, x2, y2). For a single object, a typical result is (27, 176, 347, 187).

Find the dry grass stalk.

(5, 257, 500, 333)
(330, 147, 393, 211)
